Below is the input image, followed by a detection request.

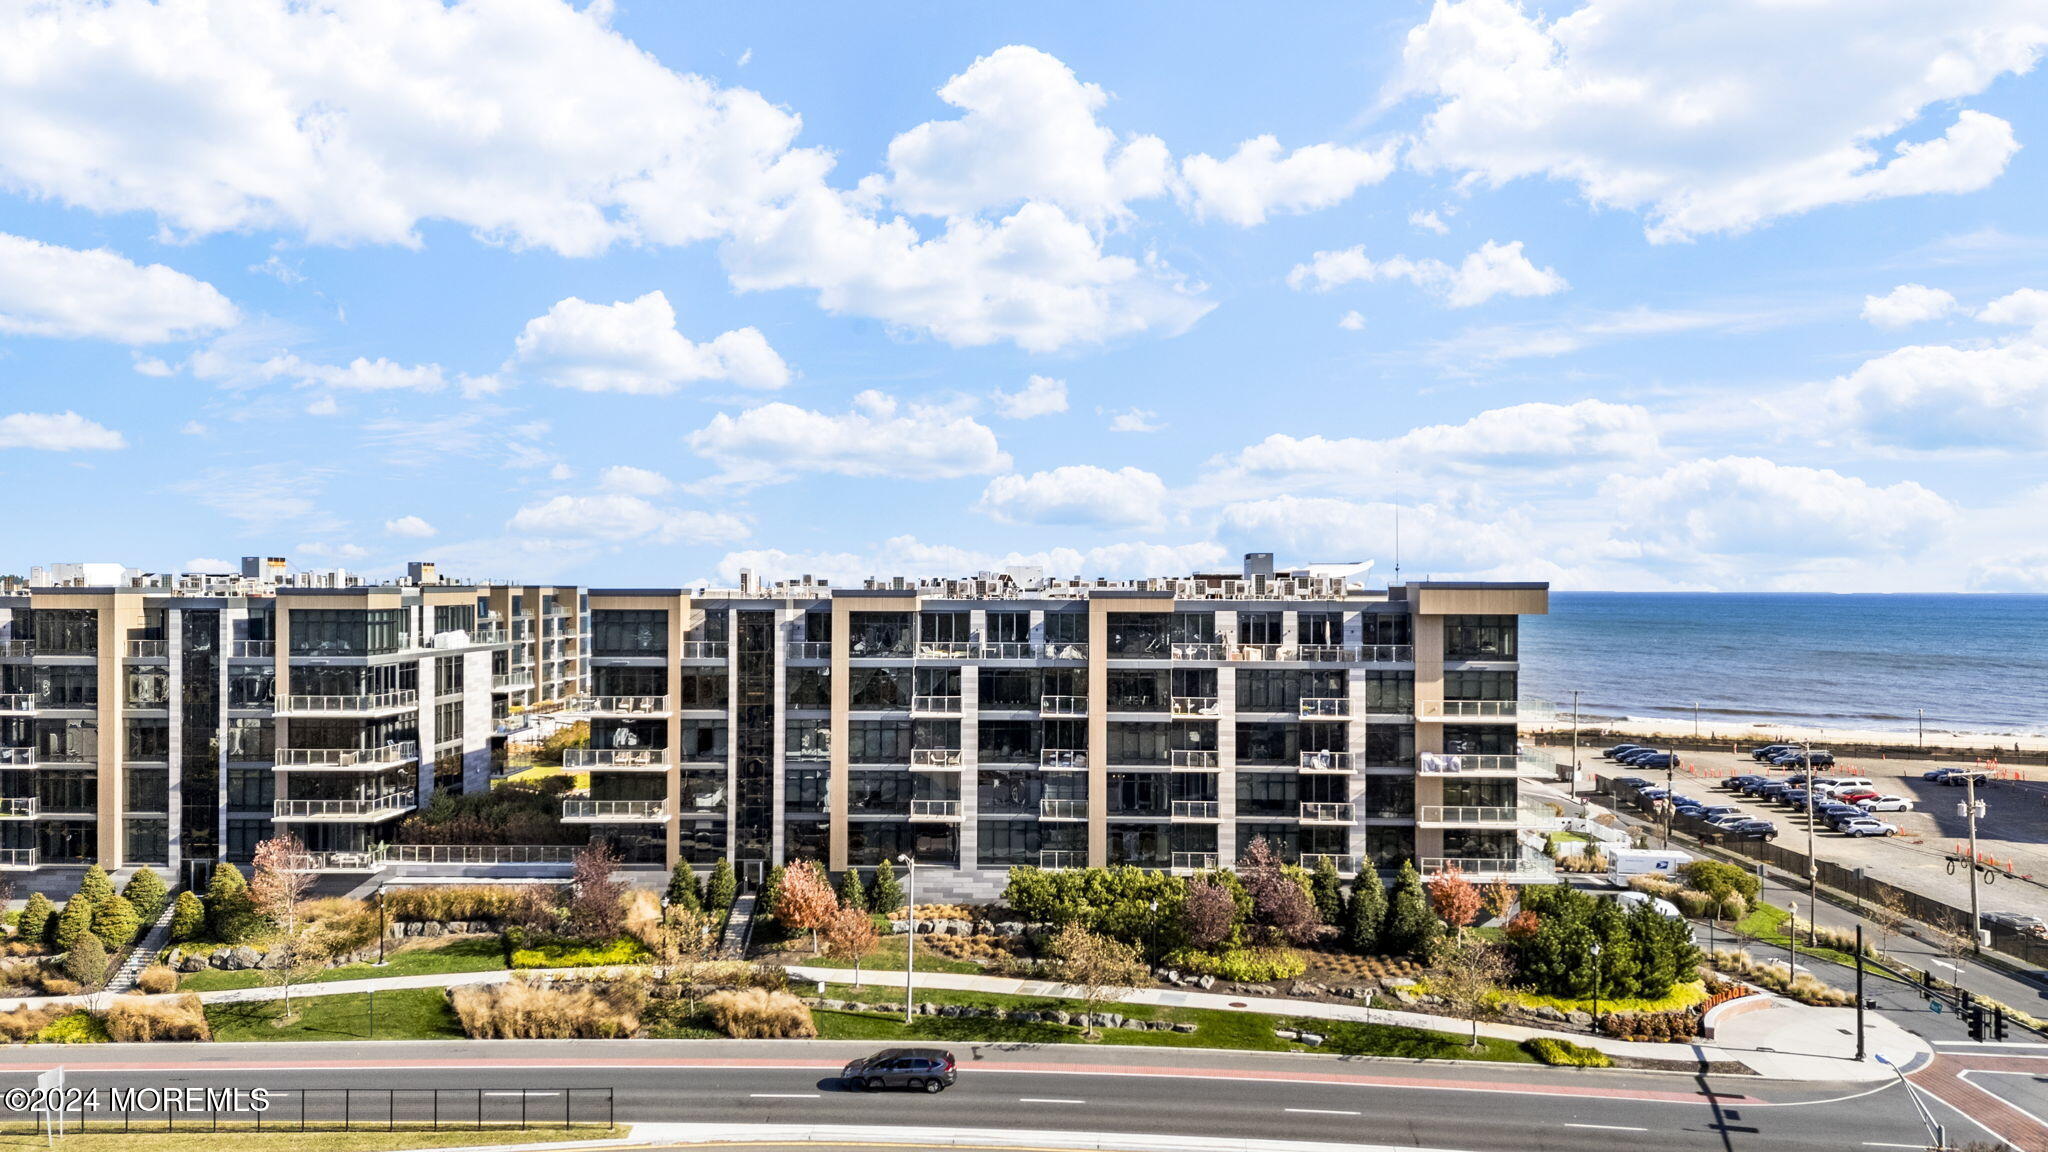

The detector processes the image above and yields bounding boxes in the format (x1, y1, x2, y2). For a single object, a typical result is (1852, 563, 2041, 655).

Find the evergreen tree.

(758, 864, 787, 922)
(122, 866, 170, 924)
(16, 892, 54, 950)
(704, 858, 737, 912)
(1309, 857, 1344, 926)
(168, 891, 206, 943)
(77, 864, 115, 905)
(1382, 860, 1442, 960)
(871, 859, 905, 916)
(64, 932, 108, 987)
(838, 868, 868, 912)
(52, 895, 94, 954)
(665, 863, 702, 913)
(1344, 875, 1387, 955)
(205, 862, 260, 943)
(91, 894, 140, 949)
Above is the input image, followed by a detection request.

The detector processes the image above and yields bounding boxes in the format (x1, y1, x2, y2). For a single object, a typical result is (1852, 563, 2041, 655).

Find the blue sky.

(1, 0, 2045, 592)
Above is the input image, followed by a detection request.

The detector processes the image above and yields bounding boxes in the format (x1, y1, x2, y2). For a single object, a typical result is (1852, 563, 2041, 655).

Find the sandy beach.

(1524, 713, 2048, 755)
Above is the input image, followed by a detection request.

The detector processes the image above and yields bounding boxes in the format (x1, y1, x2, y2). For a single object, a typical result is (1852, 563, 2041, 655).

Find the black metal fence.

(19, 1087, 614, 1134)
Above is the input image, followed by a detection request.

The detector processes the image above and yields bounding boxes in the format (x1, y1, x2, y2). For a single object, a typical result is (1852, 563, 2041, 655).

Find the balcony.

(1418, 805, 1519, 827)
(562, 748, 670, 771)
(910, 748, 963, 769)
(1295, 644, 1355, 662)
(1299, 750, 1353, 773)
(0, 748, 32, 767)
(1299, 698, 1350, 719)
(1171, 642, 1225, 661)
(678, 641, 727, 661)
(0, 641, 31, 659)
(276, 742, 420, 770)
(1228, 643, 1291, 662)
(380, 844, 582, 866)
(909, 799, 961, 820)
(274, 793, 414, 821)
(1170, 851, 1219, 871)
(1041, 748, 1087, 770)
(1169, 749, 1219, 770)
(1040, 642, 1088, 661)
(126, 639, 169, 659)
(1419, 700, 1518, 720)
(0, 694, 32, 715)
(280, 849, 382, 873)
(1421, 855, 1555, 882)
(1040, 799, 1086, 820)
(0, 849, 37, 869)
(1299, 802, 1356, 825)
(1170, 800, 1220, 821)
(787, 641, 832, 661)
(916, 642, 974, 660)
(911, 694, 962, 715)
(1361, 644, 1413, 662)
(1300, 853, 1362, 874)
(0, 796, 35, 817)
(1171, 696, 1219, 716)
(561, 797, 669, 822)
(582, 695, 670, 716)
(1418, 753, 1521, 776)
(1039, 694, 1087, 716)
(1038, 850, 1084, 869)
(492, 670, 535, 691)
(278, 691, 418, 716)
(977, 641, 1036, 660)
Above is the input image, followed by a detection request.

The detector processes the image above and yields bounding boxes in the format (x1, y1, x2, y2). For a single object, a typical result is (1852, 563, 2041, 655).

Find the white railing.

(563, 748, 670, 769)
(1295, 644, 1357, 662)
(493, 670, 535, 690)
(0, 641, 32, 658)
(274, 793, 413, 819)
(1299, 802, 1356, 824)
(1229, 643, 1290, 661)
(1171, 696, 1219, 716)
(1170, 800, 1220, 820)
(787, 641, 832, 660)
(1299, 750, 1353, 772)
(0, 748, 32, 766)
(0, 694, 32, 713)
(1040, 642, 1088, 661)
(1361, 644, 1413, 662)
(910, 748, 963, 768)
(1040, 695, 1087, 716)
(583, 695, 670, 715)
(127, 639, 169, 658)
(1299, 698, 1350, 719)
(916, 642, 974, 659)
(1171, 851, 1219, 871)
(1170, 749, 1219, 769)
(281, 850, 382, 872)
(1040, 799, 1086, 820)
(0, 796, 35, 817)
(785, 745, 830, 762)
(276, 742, 420, 769)
(1041, 748, 1087, 769)
(1172, 642, 1225, 661)
(679, 641, 727, 660)
(912, 695, 962, 714)
(1422, 856, 1555, 880)
(281, 691, 418, 714)
(1300, 853, 1363, 874)
(1039, 850, 1083, 869)
(561, 798, 668, 821)
(909, 799, 961, 819)
(977, 641, 1036, 660)
(1419, 805, 1519, 826)
(229, 640, 274, 659)
(1419, 753, 1521, 775)
(1421, 700, 1519, 719)
(380, 844, 583, 865)
(0, 848, 38, 869)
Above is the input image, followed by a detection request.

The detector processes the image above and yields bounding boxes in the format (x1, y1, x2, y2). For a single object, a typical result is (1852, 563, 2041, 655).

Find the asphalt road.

(0, 1039, 1950, 1152)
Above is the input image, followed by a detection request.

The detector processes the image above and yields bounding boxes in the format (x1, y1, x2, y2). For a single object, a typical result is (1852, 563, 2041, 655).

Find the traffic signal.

(1968, 1003, 1986, 1042)
(1995, 1007, 2010, 1042)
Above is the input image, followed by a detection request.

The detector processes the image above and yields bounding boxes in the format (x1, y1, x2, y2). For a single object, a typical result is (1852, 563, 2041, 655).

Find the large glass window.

(1043, 611, 1088, 645)
(987, 611, 1030, 643)
(848, 666, 911, 709)
(977, 720, 1039, 764)
(784, 718, 830, 760)
(126, 719, 170, 762)
(124, 818, 169, 865)
(785, 667, 829, 710)
(590, 610, 667, 657)
(224, 718, 274, 762)
(1238, 611, 1283, 644)
(977, 668, 1038, 708)
(679, 720, 727, 761)
(1107, 669, 1168, 710)
(35, 666, 96, 708)
(1444, 725, 1517, 755)
(592, 665, 666, 697)
(227, 667, 273, 708)
(288, 608, 406, 656)
(226, 767, 275, 809)
(1445, 670, 1516, 700)
(1362, 610, 1412, 646)
(1234, 722, 1296, 765)
(1444, 615, 1518, 659)
(1106, 721, 1170, 765)
(847, 720, 911, 764)
(1299, 612, 1343, 646)
(1363, 671, 1414, 714)
(848, 612, 912, 657)
(1365, 775, 1414, 818)
(676, 668, 728, 707)
(126, 766, 170, 810)
(127, 667, 171, 709)
(1365, 724, 1415, 766)
(32, 609, 97, 655)
(977, 770, 1043, 814)
(919, 611, 969, 643)
(1236, 669, 1345, 710)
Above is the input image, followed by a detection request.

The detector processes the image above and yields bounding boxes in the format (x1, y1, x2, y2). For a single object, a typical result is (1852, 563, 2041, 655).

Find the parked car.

(1857, 795, 1916, 813)
(1754, 781, 1793, 800)
(1730, 820, 1779, 840)
(1606, 744, 1654, 759)
(1635, 753, 1678, 769)
(1639, 786, 1671, 800)
(1839, 817, 1899, 837)
(1936, 769, 1990, 787)
(1693, 804, 1739, 821)
(1612, 776, 1652, 790)
(1706, 813, 1753, 830)
(1923, 767, 1959, 781)
(1833, 789, 1880, 805)
(1751, 744, 1797, 761)
(1983, 912, 2048, 938)
(1740, 778, 1782, 796)
(1770, 750, 1835, 768)
(1725, 774, 1766, 791)
(841, 1048, 958, 1093)
(1780, 788, 1812, 807)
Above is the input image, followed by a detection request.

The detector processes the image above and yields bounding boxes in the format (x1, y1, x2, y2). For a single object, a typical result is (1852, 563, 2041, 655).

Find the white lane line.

(748, 1093, 820, 1099)
(1284, 1107, 1362, 1116)
(1932, 1040, 2048, 1049)
(1563, 1123, 1648, 1131)
(483, 1091, 557, 1097)
(1020, 1098, 1086, 1104)
(1862, 1144, 1933, 1149)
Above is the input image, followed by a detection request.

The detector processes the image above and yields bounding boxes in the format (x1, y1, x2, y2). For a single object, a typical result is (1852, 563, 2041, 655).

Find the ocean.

(1516, 593, 2048, 737)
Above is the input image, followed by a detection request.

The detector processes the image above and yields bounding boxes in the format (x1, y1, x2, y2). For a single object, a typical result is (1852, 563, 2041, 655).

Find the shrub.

(1383, 860, 1441, 960)
(1159, 946, 1307, 982)
(758, 864, 787, 922)
(78, 865, 115, 906)
(135, 965, 180, 995)
(168, 892, 206, 943)
(837, 868, 868, 912)
(1345, 876, 1386, 955)
(382, 885, 529, 924)
(65, 934, 109, 987)
(703, 988, 817, 1039)
(104, 995, 210, 1042)
(205, 863, 261, 943)
(1522, 1036, 1613, 1066)
(122, 867, 170, 925)
(622, 889, 665, 951)
(1718, 892, 1749, 922)
(51, 896, 93, 954)
(34, 1011, 108, 1044)
(666, 864, 701, 913)
(450, 978, 645, 1039)
(1671, 889, 1718, 920)
(871, 860, 904, 916)
(1599, 1010, 1700, 1042)
(16, 892, 53, 949)
(0, 1006, 63, 1043)
(1678, 861, 1760, 904)
(510, 936, 652, 969)
(36, 977, 82, 998)
(704, 859, 737, 912)
(91, 895, 140, 950)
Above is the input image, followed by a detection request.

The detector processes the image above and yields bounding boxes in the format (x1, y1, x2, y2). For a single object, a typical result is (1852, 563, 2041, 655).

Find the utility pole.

(1803, 737, 1818, 947)
(1693, 701, 1700, 739)
(1663, 748, 1676, 848)
(1570, 690, 1581, 792)
(1960, 776, 1985, 957)
(1917, 708, 1924, 751)
(899, 853, 918, 1023)
(1854, 924, 1867, 1062)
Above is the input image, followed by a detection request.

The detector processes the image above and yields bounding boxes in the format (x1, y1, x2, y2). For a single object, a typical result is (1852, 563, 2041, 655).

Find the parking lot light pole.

(1960, 777, 1985, 957)
(1803, 737, 1818, 947)
(1663, 750, 1676, 848)
(899, 853, 917, 1024)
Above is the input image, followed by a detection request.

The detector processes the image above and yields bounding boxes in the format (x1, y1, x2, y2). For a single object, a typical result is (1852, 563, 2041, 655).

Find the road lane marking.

(747, 1093, 821, 1099)
(1563, 1123, 1647, 1131)
(1020, 1098, 1086, 1104)
(1932, 1040, 2048, 1049)
(484, 1091, 558, 1097)
(1284, 1107, 1362, 1116)
(1862, 1144, 1932, 1149)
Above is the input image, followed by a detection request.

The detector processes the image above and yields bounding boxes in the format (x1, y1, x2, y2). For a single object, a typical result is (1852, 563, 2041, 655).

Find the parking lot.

(1547, 740, 2048, 926)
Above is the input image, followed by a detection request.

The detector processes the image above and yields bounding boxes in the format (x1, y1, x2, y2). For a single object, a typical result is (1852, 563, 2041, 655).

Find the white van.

(1608, 848, 1690, 879)
(1812, 775, 1875, 797)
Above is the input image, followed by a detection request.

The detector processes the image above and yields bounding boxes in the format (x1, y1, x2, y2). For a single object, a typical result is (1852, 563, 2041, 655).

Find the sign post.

(35, 1067, 62, 1147)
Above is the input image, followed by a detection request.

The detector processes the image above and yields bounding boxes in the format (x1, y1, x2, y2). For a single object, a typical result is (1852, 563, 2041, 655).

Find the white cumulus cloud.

(384, 515, 437, 538)
(978, 465, 1169, 529)
(509, 291, 789, 393)
(686, 390, 1011, 487)
(1287, 240, 1566, 307)
(1979, 288, 2048, 333)
(1177, 135, 1396, 227)
(991, 375, 1069, 419)
(1862, 284, 1959, 328)
(0, 232, 237, 343)
(1823, 337, 2048, 451)
(598, 465, 674, 497)
(1610, 456, 1952, 556)
(0, 411, 126, 451)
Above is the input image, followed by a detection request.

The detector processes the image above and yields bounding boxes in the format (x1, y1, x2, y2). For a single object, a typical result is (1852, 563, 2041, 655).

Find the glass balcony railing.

(274, 793, 414, 820)
(1170, 800, 1220, 820)
(1039, 695, 1087, 716)
(1298, 802, 1356, 824)
(1040, 748, 1087, 770)
(561, 797, 669, 821)
(1170, 851, 1219, 871)
(1299, 750, 1353, 772)
(1039, 799, 1086, 820)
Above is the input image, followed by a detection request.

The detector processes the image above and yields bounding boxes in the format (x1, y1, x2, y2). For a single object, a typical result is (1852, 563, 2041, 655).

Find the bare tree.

(1427, 935, 1514, 1049)
(823, 905, 881, 986)
(1045, 922, 1147, 1040)
(1867, 886, 1911, 959)
(250, 833, 318, 1022)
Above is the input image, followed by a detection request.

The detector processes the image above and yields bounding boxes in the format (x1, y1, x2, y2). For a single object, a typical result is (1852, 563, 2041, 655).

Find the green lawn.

(179, 937, 506, 992)
(1312, 1019, 1534, 1063)
(1498, 980, 1707, 1016)
(1727, 901, 1891, 974)
(785, 933, 984, 975)
(204, 987, 463, 1042)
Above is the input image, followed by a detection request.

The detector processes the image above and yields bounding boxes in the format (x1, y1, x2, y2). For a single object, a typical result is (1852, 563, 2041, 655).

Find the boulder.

(1172, 1022, 1197, 1033)
(1196, 975, 1215, 990)
(257, 949, 291, 970)
(1298, 1032, 1325, 1047)
(1567, 1010, 1594, 1027)
(1275, 1028, 1300, 1041)
(1049, 1011, 1070, 1026)
(225, 946, 262, 971)
(164, 948, 183, 968)
(176, 955, 206, 973)
(1392, 988, 1422, 1005)
(1383, 976, 1418, 989)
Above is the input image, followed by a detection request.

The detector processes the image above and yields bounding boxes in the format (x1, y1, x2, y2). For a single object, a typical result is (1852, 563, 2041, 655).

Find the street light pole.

(1875, 1053, 1943, 1152)
(1803, 737, 1817, 947)
(1591, 942, 1603, 1027)
(1662, 749, 1675, 848)
(1693, 702, 1700, 739)
(899, 853, 917, 1024)
(1854, 924, 1867, 1062)
(1961, 776, 1985, 957)
(1570, 690, 1581, 792)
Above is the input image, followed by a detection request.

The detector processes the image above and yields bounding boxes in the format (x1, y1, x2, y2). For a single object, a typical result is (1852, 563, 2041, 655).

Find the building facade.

(0, 558, 1546, 898)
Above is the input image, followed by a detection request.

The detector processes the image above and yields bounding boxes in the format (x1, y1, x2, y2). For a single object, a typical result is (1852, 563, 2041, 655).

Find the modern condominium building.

(0, 555, 1547, 898)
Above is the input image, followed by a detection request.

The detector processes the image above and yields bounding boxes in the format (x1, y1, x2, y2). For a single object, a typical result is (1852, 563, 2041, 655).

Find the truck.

(1606, 848, 1691, 880)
